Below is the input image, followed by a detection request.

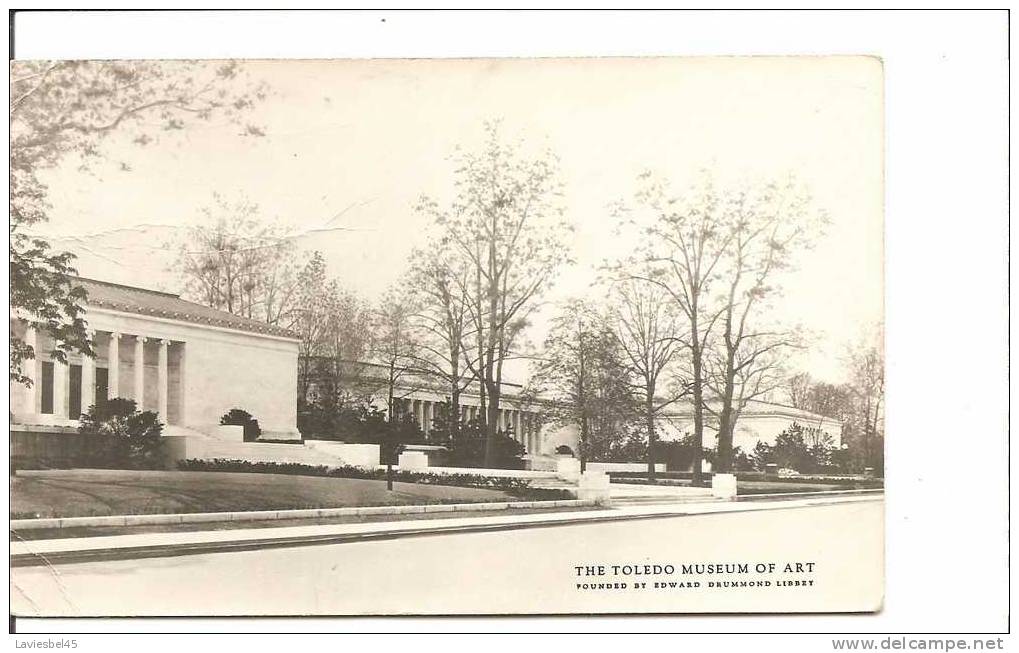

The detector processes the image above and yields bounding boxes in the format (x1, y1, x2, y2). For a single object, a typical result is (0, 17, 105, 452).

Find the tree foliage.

(533, 300, 636, 470)
(750, 422, 839, 474)
(9, 237, 93, 384)
(10, 60, 267, 386)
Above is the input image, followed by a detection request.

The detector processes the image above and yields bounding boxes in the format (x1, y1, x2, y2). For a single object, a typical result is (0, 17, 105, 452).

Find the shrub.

(220, 408, 262, 442)
(78, 397, 164, 468)
(651, 434, 713, 472)
(751, 423, 839, 474)
(447, 428, 526, 470)
(175, 458, 573, 499)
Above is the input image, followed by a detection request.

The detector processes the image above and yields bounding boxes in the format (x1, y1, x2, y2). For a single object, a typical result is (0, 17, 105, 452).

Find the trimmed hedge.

(176, 458, 574, 500)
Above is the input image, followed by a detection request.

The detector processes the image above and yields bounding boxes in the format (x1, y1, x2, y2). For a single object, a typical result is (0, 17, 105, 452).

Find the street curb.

(9, 495, 884, 568)
(10, 498, 597, 531)
(735, 488, 885, 501)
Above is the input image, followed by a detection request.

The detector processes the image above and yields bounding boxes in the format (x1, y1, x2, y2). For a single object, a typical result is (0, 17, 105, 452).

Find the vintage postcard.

(9, 56, 884, 616)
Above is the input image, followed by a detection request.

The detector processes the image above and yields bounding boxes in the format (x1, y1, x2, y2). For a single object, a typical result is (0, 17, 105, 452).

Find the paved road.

(11, 499, 883, 616)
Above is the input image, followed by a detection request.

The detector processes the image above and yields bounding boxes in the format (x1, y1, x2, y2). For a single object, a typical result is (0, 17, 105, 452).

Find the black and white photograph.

(4, 7, 1009, 644)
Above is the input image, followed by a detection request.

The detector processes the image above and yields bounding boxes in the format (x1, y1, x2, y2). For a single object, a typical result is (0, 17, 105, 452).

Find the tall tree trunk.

(645, 393, 657, 479)
(579, 415, 589, 473)
(387, 362, 396, 423)
(484, 381, 501, 467)
(450, 384, 461, 445)
(715, 366, 737, 473)
(690, 336, 705, 485)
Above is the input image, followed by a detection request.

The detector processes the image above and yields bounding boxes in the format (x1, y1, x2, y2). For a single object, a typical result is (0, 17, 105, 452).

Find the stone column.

(23, 325, 38, 414)
(158, 339, 169, 421)
(423, 401, 432, 436)
(413, 400, 423, 430)
(108, 332, 122, 398)
(134, 336, 147, 409)
(177, 342, 187, 426)
(81, 340, 96, 414)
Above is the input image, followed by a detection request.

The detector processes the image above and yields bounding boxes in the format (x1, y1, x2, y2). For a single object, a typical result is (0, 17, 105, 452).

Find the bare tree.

(174, 193, 299, 323)
(417, 122, 571, 466)
(606, 277, 688, 478)
(290, 252, 371, 408)
(405, 247, 482, 444)
(614, 172, 732, 484)
(371, 288, 422, 423)
(705, 177, 825, 472)
(786, 372, 814, 410)
(704, 336, 792, 456)
(845, 327, 884, 470)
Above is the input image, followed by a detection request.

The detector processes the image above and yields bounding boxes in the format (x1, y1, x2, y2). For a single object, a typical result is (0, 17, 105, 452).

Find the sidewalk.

(10, 493, 883, 567)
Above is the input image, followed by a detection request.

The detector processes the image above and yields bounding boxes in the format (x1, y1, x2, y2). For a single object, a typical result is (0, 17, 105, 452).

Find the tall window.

(95, 368, 109, 409)
(69, 364, 82, 419)
(40, 362, 54, 414)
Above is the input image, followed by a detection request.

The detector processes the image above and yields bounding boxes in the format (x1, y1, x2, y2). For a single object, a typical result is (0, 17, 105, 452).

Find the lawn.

(10, 469, 527, 519)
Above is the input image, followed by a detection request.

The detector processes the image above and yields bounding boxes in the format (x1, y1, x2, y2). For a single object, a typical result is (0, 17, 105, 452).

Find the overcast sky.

(31, 56, 883, 385)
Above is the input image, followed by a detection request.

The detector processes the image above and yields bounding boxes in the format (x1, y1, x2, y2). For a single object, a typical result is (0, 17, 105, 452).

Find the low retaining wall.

(392, 464, 560, 480)
(11, 427, 117, 469)
(11, 499, 597, 531)
(163, 437, 382, 468)
(304, 441, 380, 467)
(587, 462, 667, 474)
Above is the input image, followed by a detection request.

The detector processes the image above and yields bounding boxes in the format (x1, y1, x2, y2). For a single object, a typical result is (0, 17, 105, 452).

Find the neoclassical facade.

(10, 278, 302, 440)
(11, 277, 840, 465)
(301, 360, 546, 454)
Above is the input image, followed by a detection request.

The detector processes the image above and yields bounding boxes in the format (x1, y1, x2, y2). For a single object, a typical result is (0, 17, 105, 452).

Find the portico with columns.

(10, 277, 301, 440)
(12, 324, 183, 428)
(391, 391, 545, 455)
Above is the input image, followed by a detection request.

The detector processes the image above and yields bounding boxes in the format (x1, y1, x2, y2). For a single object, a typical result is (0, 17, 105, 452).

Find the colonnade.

(396, 397, 542, 454)
(21, 325, 178, 423)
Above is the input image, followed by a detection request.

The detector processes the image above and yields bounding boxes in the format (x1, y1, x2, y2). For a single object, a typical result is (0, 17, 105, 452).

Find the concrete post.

(711, 473, 738, 499)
